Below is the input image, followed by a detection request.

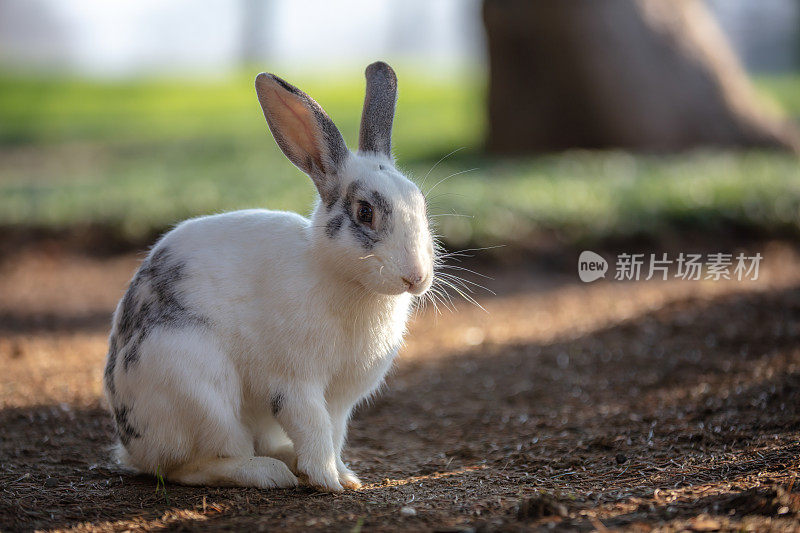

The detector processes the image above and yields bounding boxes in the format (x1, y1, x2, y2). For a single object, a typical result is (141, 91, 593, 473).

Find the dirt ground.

(1, 240, 800, 532)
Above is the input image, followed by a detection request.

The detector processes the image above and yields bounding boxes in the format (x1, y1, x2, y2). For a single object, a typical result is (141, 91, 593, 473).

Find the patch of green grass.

(0, 69, 483, 241)
(0, 71, 798, 249)
(0, 70, 481, 153)
(425, 150, 800, 247)
(155, 465, 170, 505)
(755, 73, 800, 118)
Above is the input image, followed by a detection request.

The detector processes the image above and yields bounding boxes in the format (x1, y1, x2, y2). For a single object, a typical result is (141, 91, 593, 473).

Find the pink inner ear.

(268, 87, 323, 169)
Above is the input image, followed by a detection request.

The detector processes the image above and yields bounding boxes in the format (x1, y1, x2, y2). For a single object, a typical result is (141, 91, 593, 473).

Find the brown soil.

(1, 241, 800, 532)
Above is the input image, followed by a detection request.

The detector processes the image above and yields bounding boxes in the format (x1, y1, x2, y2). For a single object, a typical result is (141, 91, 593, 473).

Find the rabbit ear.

(358, 61, 398, 157)
(255, 73, 348, 200)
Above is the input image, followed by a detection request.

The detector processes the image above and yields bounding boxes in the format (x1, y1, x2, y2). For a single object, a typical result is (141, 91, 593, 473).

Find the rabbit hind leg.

(168, 456, 298, 488)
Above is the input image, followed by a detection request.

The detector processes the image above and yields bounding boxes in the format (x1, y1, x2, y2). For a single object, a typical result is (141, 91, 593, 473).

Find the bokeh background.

(3, 2, 800, 531)
(1, 0, 798, 252)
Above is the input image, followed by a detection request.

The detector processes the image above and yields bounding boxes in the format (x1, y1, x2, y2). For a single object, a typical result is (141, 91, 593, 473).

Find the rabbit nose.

(401, 272, 424, 291)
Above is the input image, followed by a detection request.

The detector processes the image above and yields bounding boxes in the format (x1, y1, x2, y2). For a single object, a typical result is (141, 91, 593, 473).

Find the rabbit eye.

(357, 202, 373, 225)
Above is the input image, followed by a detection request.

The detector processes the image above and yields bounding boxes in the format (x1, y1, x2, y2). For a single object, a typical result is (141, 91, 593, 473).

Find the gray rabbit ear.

(358, 61, 398, 158)
(255, 72, 349, 202)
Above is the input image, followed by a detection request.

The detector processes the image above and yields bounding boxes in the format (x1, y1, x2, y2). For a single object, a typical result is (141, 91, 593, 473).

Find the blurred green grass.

(0, 70, 798, 248)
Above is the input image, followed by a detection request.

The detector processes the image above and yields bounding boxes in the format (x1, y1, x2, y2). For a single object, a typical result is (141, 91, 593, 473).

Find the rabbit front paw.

(298, 458, 343, 492)
(337, 460, 362, 489)
(339, 470, 362, 490)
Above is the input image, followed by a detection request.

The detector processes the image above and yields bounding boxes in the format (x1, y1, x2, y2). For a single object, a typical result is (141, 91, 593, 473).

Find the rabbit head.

(255, 62, 434, 296)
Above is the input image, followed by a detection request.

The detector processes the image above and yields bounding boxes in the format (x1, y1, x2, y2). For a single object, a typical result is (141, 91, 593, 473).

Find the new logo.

(578, 251, 608, 282)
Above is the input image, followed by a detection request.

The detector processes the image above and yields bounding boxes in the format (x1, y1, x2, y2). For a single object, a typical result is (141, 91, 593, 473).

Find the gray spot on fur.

(359, 62, 397, 156)
(344, 180, 363, 204)
(108, 246, 207, 372)
(326, 214, 345, 238)
(370, 190, 393, 218)
(325, 189, 340, 210)
(270, 393, 285, 416)
(349, 223, 377, 250)
(113, 404, 142, 445)
(104, 336, 119, 396)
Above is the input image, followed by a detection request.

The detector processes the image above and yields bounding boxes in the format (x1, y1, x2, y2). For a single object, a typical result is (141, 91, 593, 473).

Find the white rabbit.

(102, 62, 434, 492)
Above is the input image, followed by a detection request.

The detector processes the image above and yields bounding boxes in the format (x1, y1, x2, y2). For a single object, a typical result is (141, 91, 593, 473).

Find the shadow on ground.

(1, 284, 799, 531)
(0, 311, 111, 335)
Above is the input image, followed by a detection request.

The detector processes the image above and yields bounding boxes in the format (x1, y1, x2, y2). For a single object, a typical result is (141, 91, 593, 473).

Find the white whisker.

(437, 278, 487, 313)
(425, 168, 478, 197)
(419, 147, 466, 190)
(437, 245, 506, 260)
(429, 213, 474, 219)
(438, 264, 494, 280)
(437, 272, 496, 295)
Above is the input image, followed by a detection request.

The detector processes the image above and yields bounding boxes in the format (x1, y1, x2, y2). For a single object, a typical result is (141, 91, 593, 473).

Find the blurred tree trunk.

(483, 0, 799, 153)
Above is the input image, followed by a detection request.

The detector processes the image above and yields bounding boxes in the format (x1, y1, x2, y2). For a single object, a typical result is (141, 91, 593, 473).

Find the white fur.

(104, 66, 434, 492)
